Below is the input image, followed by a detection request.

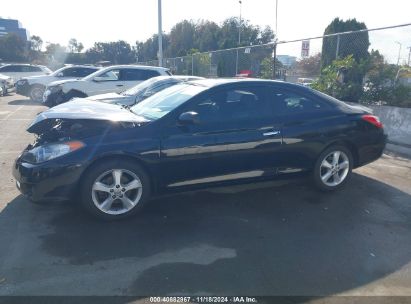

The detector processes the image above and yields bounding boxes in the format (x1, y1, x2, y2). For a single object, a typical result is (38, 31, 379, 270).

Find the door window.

(0, 65, 23, 72)
(120, 69, 160, 81)
(23, 66, 42, 72)
(97, 69, 120, 81)
(183, 86, 272, 131)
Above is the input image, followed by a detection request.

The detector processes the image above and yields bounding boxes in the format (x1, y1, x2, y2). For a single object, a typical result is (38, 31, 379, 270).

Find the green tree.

(68, 38, 84, 53)
(85, 41, 135, 64)
(362, 50, 411, 107)
(30, 35, 43, 52)
(167, 20, 196, 57)
(321, 18, 370, 68)
(296, 53, 322, 76)
(260, 56, 283, 79)
(312, 55, 367, 101)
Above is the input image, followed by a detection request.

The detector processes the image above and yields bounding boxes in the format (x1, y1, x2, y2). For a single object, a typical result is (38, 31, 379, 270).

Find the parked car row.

(12, 74, 387, 220)
(16, 65, 100, 102)
(42, 65, 172, 106)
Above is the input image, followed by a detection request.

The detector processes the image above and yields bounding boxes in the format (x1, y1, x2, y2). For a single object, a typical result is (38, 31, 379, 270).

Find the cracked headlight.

(22, 141, 85, 163)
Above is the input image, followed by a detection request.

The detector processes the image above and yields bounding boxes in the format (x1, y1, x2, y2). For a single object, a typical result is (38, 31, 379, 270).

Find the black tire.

(313, 145, 353, 192)
(80, 159, 151, 220)
(64, 90, 87, 103)
(29, 85, 45, 102)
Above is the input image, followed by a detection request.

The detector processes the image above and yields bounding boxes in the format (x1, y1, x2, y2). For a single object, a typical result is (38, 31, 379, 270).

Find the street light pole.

(395, 41, 402, 66)
(238, 0, 242, 46)
(235, 0, 242, 75)
(158, 0, 163, 67)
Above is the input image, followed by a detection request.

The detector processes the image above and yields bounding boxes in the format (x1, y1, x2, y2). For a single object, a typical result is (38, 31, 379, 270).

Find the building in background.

(0, 18, 29, 41)
(277, 55, 297, 67)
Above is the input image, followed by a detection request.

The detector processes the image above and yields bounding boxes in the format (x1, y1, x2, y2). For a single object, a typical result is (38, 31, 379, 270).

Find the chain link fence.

(138, 24, 411, 106)
(138, 23, 411, 82)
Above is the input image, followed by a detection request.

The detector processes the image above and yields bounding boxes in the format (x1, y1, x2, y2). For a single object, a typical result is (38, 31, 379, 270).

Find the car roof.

(62, 65, 100, 69)
(187, 78, 302, 89)
(101, 65, 170, 71)
(1, 63, 45, 67)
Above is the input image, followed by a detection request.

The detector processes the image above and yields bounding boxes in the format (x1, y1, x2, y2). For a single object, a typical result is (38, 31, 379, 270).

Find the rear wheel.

(313, 145, 353, 191)
(29, 85, 45, 102)
(80, 160, 150, 220)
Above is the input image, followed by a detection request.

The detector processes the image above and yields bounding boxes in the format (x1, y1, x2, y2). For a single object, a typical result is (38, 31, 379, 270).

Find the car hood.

(48, 79, 84, 87)
(84, 93, 135, 105)
(27, 99, 149, 134)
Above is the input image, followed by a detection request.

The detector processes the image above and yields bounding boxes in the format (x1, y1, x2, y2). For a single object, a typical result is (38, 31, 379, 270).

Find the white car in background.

(0, 73, 16, 96)
(71, 75, 204, 107)
(43, 65, 171, 106)
(15, 65, 100, 102)
(0, 64, 52, 82)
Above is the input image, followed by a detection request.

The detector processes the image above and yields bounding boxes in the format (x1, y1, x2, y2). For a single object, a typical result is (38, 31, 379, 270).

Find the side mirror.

(93, 76, 106, 82)
(177, 111, 199, 126)
(56, 72, 64, 77)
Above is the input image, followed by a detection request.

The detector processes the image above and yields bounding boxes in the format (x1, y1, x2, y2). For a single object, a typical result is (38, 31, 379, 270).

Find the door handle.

(263, 130, 281, 136)
(116, 84, 124, 87)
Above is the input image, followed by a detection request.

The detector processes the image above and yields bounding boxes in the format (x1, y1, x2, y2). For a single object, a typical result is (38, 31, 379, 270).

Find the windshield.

(50, 66, 68, 76)
(123, 77, 163, 96)
(130, 83, 208, 120)
(82, 68, 107, 81)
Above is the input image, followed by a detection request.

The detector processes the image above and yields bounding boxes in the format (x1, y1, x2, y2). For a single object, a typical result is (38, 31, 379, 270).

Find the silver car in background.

(73, 75, 204, 107)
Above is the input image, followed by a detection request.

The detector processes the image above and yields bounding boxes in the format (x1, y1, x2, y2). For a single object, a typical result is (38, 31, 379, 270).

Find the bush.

(311, 55, 366, 102)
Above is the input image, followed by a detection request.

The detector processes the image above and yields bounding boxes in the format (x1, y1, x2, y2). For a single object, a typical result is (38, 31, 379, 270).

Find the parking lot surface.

(0, 94, 411, 297)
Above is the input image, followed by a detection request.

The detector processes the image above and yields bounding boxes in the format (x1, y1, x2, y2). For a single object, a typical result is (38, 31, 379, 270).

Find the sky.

(2, 0, 411, 63)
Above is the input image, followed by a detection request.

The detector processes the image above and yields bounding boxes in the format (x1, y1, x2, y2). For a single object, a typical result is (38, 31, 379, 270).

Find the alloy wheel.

(30, 87, 44, 102)
(91, 169, 143, 215)
(319, 150, 350, 187)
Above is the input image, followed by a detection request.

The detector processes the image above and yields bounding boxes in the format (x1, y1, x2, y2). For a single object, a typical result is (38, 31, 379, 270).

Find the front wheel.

(80, 160, 151, 220)
(313, 145, 353, 191)
(29, 85, 45, 102)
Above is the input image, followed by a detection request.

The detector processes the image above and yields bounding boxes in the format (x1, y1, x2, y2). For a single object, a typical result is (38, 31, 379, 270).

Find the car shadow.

(0, 173, 410, 298)
(7, 99, 43, 106)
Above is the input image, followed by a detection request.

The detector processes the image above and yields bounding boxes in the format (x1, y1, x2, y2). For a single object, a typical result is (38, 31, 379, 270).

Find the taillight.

(362, 114, 383, 128)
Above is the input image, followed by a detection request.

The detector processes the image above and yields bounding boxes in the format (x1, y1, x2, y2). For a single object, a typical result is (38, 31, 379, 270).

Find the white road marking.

(3, 105, 24, 120)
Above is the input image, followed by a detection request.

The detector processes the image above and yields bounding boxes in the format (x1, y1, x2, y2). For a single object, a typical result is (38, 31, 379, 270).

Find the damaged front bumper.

(12, 150, 86, 202)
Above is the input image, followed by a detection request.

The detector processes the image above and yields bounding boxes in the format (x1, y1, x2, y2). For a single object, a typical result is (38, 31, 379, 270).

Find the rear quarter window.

(269, 88, 331, 115)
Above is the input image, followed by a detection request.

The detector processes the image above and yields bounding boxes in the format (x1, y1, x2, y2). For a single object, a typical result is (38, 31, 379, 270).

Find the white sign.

(301, 40, 310, 58)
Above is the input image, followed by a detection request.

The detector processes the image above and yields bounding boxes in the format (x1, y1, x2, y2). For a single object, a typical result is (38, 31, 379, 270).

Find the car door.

(23, 66, 44, 78)
(158, 90, 223, 188)
(120, 69, 161, 91)
(89, 68, 122, 95)
(266, 85, 337, 173)
(208, 84, 284, 180)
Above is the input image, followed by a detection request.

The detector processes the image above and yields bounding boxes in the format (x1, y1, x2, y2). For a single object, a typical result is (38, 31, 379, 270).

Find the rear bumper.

(355, 132, 387, 167)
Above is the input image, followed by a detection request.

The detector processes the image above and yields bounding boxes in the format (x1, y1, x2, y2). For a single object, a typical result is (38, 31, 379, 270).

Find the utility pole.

(158, 0, 163, 67)
(238, 0, 242, 45)
(395, 41, 402, 66)
(235, 0, 242, 75)
(275, 0, 278, 36)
